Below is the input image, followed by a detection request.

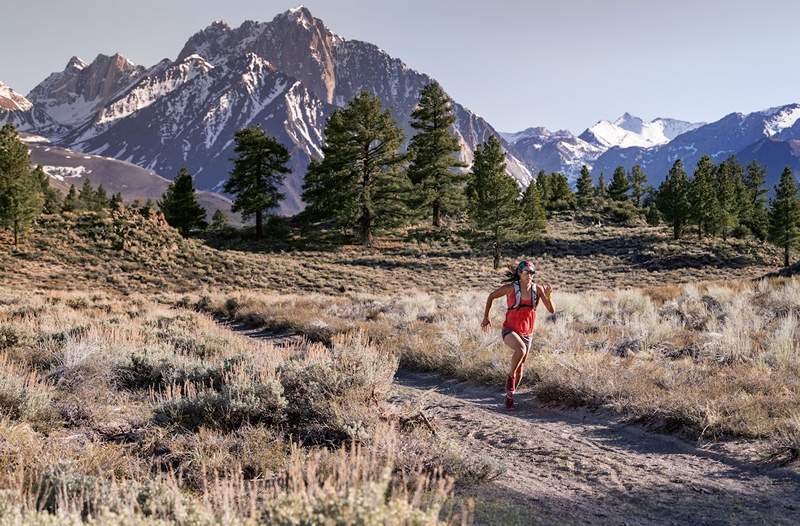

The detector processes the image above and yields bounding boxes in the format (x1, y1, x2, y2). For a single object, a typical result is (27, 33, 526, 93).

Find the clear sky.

(2, 0, 798, 134)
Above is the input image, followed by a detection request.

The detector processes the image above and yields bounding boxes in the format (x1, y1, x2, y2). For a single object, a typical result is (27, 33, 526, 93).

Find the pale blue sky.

(2, 0, 797, 133)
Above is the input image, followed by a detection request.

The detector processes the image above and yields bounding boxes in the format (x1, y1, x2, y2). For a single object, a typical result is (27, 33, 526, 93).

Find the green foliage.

(603, 200, 639, 225)
(109, 192, 124, 211)
(743, 160, 769, 241)
(519, 180, 547, 235)
(33, 165, 61, 214)
(689, 155, 721, 238)
(407, 82, 467, 227)
(224, 127, 290, 239)
(629, 165, 648, 207)
(575, 165, 593, 207)
(466, 136, 520, 268)
(596, 171, 607, 198)
(302, 92, 410, 246)
(645, 202, 661, 226)
(768, 167, 800, 267)
(0, 124, 44, 245)
(608, 166, 630, 201)
(62, 184, 79, 212)
(536, 172, 574, 212)
(656, 159, 691, 239)
(159, 167, 208, 236)
(210, 209, 229, 231)
(716, 156, 745, 239)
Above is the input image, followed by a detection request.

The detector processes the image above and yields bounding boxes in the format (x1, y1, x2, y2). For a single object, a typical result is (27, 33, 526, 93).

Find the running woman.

(480, 260, 554, 409)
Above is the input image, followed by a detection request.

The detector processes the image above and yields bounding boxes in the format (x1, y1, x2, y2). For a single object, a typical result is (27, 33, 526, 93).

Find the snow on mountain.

(26, 53, 146, 130)
(13, 6, 529, 215)
(579, 113, 703, 149)
(505, 127, 604, 181)
(0, 81, 32, 111)
(761, 103, 800, 137)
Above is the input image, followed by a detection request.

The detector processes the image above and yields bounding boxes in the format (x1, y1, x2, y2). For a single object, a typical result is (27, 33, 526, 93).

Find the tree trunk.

(255, 210, 263, 239)
(673, 222, 680, 240)
(493, 241, 500, 270)
(13, 220, 18, 247)
(432, 199, 441, 228)
(785, 243, 790, 267)
(360, 206, 373, 247)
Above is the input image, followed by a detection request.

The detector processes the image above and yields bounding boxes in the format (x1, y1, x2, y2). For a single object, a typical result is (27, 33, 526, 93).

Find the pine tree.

(224, 127, 290, 239)
(210, 209, 229, 231)
(407, 82, 467, 227)
(535, 170, 550, 205)
(575, 165, 593, 207)
(301, 92, 409, 246)
(519, 180, 547, 235)
(688, 155, 720, 238)
(629, 165, 648, 207)
(716, 156, 745, 240)
(94, 184, 110, 210)
(33, 165, 61, 214)
(656, 159, 691, 239)
(466, 136, 520, 269)
(547, 172, 575, 210)
(596, 171, 607, 198)
(645, 203, 660, 226)
(110, 192, 124, 211)
(159, 167, 208, 236)
(78, 179, 96, 210)
(0, 124, 43, 246)
(608, 166, 630, 201)
(63, 184, 80, 212)
(743, 160, 769, 240)
(768, 167, 800, 267)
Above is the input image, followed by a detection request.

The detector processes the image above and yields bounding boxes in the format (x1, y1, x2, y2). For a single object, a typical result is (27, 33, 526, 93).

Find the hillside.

(22, 134, 234, 221)
(2, 209, 783, 296)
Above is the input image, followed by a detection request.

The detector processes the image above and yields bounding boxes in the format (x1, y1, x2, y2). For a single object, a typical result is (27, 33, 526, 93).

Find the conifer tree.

(94, 184, 110, 210)
(0, 124, 43, 246)
(716, 156, 745, 239)
(110, 192, 124, 211)
(629, 165, 648, 207)
(519, 180, 547, 235)
(159, 167, 208, 236)
(547, 172, 575, 210)
(535, 170, 550, 205)
(645, 203, 660, 226)
(63, 184, 80, 212)
(407, 82, 467, 227)
(656, 159, 691, 239)
(688, 155, 720, 238)
(301, 92, 409, 246)
(608, 166, 630, 201)
(575, 165, 593, 207)
(224, 127, 290, 239)
(743, 160, 769, 240)
(78, 179, 96, 210)
(596, 171, 607, 198)
(33, 165, 61, 214)
(768, 167, 800, 267)
(210, 209, 229, 231)
(466, 136, 520, 269)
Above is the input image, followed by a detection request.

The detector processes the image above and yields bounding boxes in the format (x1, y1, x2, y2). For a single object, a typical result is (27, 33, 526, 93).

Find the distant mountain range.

(0, 6, 530, 215)
(2, 5, 800, 212)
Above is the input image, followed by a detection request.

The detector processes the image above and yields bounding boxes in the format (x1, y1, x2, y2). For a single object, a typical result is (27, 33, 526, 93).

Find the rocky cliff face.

(3, 6, 529, 215)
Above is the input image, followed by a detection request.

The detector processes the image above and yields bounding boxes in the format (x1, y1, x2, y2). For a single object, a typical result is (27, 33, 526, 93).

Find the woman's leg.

(503, 332, 527, 393)
(514, 342, 531, 389)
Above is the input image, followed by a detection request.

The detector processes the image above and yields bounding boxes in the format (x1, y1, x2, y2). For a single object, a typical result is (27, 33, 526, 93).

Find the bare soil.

(392, 370, 800, 526)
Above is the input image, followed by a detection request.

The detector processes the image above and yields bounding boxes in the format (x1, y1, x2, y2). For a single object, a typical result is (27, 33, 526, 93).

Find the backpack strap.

(512, 281, 521, 310)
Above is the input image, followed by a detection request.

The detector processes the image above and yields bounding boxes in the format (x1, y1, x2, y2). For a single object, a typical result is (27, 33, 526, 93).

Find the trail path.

(392, 370, 800, 526)
(220, 318, 800, 525)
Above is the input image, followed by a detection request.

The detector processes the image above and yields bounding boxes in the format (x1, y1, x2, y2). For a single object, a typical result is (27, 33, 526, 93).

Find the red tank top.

(503, 285, 537, 336)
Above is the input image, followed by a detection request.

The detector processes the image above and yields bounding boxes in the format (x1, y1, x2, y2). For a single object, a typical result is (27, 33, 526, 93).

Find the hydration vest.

(506, 281, 539, 311)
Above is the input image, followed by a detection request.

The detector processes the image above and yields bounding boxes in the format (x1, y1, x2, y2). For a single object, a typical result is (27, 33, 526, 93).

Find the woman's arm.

(537, 283, 555, 314)
(481, 284, 513, 330)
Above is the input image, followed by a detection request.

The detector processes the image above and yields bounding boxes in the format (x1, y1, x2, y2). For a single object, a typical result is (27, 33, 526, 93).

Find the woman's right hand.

(481, 317, 491, 331)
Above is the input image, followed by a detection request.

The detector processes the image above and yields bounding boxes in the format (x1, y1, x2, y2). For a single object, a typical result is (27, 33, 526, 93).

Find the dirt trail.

(392, 370, 800, 526)
(219, 317, 800, 525)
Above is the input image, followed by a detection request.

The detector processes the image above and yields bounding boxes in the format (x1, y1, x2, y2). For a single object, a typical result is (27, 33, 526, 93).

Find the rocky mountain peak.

(65, 56, 87, 72)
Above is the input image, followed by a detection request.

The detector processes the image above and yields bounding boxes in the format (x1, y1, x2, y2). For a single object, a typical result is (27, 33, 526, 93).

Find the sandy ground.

(391, 370, 800, 526)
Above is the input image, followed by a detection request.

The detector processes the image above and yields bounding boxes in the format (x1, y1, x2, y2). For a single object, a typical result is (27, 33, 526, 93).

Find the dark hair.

(502, 265, 519, 284)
